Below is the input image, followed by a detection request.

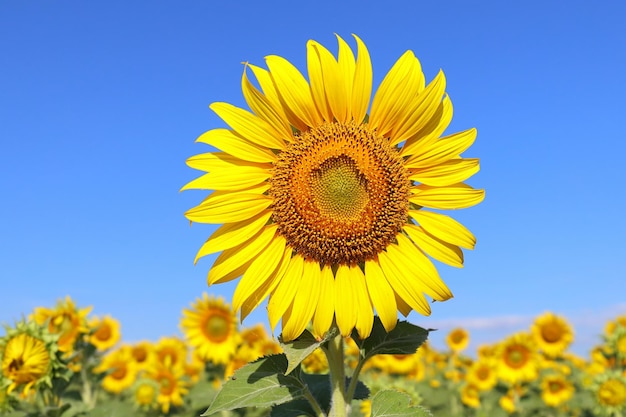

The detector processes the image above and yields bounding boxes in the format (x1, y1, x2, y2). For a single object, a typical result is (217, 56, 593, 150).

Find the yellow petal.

(369, 51, 425, 137)
(352, 266, 374, 339)
(334, 265, 357, 337)
(309, 40, 348, 123)
(242, 65, 293, 141)
(248, 63, 308, 133)
(307, 40, 333, 121)
(335, 34, 355, 122)
(401, 94, 453, 157)
(194, 210, 271, 264)
(267, 254, 304, 331)
(351, 34, 372, 124)
(410, 183, 485, 209)
(265, 55, 322, 128)
(240, 245, 292, 321)
(210, 102, 285, 150)
(282, 259, 321, 341)
(185, 152, 271, 173)
(404, 224, 464, 268)
(409, 209, 476, 250)
(207, 225, 277, 285)
(378, 248, 431, 316)
(313, 265, 335, 339)
(196, 128, 277, 163)
(181, 165, 270, 191)
(395, 292, 412, 317)
(405, 128, 476, 168)
(185, 192, 272, 224)
(395, 234, 453, 301)
(409, 158, 480, 187)
(232, 234, 287, 312)
(390, 70, 446, 146)
(364, 259, 398, 332)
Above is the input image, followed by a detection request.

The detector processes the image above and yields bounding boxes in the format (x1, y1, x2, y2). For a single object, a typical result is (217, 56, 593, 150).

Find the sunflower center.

(541, 323, 563, 343)
(270, 121, 410, 265)
(504, 346, 529, 369)
(160, 375, 175, 395)
(476, 367, 490, 380)
(95, 324, 112, 341)
(8, 357, 24, 373)
(549, 381, 563, 393)
(204, 314, 230, 343)
(112, 366, 128, 380)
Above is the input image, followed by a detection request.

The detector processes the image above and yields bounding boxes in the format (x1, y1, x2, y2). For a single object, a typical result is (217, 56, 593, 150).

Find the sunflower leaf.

(370, 390, 433, 417)
(202, 354, 306, 416)
(351, 317, 429, 358)
(280, 328, 338, 374)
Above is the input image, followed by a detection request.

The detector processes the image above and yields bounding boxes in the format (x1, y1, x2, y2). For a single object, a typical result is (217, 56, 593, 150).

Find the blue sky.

(1, 1, 625, 356)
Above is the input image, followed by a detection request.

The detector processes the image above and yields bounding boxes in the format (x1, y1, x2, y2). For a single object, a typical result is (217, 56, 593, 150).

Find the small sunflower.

(94, 345, 138, 394)
(466, 359, 497, 391)
(183, 35, 483, 341)
(89, 315, 121, 351)
(155, 337, 188, 370)
(540, 374, 574, 407)
(594, 372, 626, 414)
(460, 383, 480, 409)
(495, 332, 539, 384)
(180, 294, 240, 365)
(0, 320, 64, 396)
(605, 315, 626, 336)
(31, 296, 91, 354)
(130, 341, 156, 370)
(146, 363, 189, 415)
(132, 378, 160, 411)
(446, 327, 469, 352)
(531, 312, 574, 357)
(302, 347, 328, 374)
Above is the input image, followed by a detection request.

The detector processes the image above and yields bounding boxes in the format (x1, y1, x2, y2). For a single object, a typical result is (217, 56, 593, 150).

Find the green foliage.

(370, 391, 432, 417)
(351, 318, 429, 358)
(280, 329, 338, 375)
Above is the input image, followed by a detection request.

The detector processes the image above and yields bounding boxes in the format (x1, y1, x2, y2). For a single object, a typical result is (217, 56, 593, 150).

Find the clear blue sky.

(1, 1, 625, 356)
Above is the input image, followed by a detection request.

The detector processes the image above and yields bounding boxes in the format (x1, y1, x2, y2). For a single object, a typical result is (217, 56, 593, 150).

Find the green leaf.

(270, 399, 317, 417)
(370, 391, 432, 417)
(352, 318, 429, 358)
(202, 354, 306, 416)
(280, 328, 338, 374)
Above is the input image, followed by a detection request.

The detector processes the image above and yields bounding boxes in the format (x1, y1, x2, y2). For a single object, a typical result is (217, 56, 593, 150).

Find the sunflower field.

(1, 295, 625, 417)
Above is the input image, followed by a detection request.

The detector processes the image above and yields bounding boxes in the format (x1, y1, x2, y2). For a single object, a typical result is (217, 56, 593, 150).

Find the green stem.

(325, 331, 348, 417)
(302, 384, 326, 417)
(346, 354, 367, 402)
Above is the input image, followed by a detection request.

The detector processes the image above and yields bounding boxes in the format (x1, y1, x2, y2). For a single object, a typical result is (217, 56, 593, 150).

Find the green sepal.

(202, 354, 306, 416)
(351, 317, 429, 358)
(370, 390, 432, 417)
(279, 328, 338, 374)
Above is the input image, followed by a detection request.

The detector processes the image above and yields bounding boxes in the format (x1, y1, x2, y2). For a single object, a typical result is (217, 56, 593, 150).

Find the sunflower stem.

(302, 384, 326, 417)
(346, 355, 366, 402)
(325, 331, 348, 417)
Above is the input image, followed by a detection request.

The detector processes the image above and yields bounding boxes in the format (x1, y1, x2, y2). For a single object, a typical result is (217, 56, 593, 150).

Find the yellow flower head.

(0, 321, 63, 396)
(132, 378, 160, 411)
(183, 35, 483, 341)
(130, 341, 156, 370)
(155, 337, 188, 370)
(466, 358, 497, 391)
(605, 315, 626, 336)
(94, 345, 138, 394)
(31, 296, 92, 353)
(302, 347, 328, 374)
(531, 312, 574, 357)
(146, 363, 189, 414)
(460, 383, 481, 409)
(446, 327, 470, 352)
(89, 315, 121, 351)
(594, 372, 626, 413)
(540, 374, 574, 407)
(180, 294, 240, 365)
(495, 332, 539, 384)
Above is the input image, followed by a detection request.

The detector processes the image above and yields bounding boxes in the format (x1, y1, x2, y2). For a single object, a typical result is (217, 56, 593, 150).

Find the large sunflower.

(184, 35, 483, 341)
(531, 312, 574, 357)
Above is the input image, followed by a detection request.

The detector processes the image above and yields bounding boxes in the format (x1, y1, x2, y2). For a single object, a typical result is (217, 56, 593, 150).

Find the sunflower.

(130, 341, 156, 370)
(460, 383, 480, 409)
(89, 315, 121, 351)
(605, 315, 626, 336)
(146, 363, 189, 414)
(183, 35, 483, 341)
(154, 337, 187, 370)
(93, 346, 138, 394)
(302, 347, 328, 373)
(0, 321, 63, 396)
(466, 359, 497, 391)
(31, 296, 91, 353)
(540, 374, 574, 407)
(495, 333, 539, 384)
(133, 379, 159, 411)
(180, 293, 240, 365)
(446, 327, 470, 352)
(531, 312, 574, 357)
(594, 372, 626, 414)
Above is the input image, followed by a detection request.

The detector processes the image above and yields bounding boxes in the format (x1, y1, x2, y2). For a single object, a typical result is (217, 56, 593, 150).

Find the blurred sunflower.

(446, 327, 469, 352)
(466, 359, 497, 391)
(183, 35, 483, 341)
(495, 333, 539, 384)
(0, 321, 63, 396)
(180, 294, 240, 365)
(594, 373, 626, 413)
(146, 363, 189, 415)
(130, 341, 155, 370)
(155, 337, 187, 370)
(540, 374, 574, 407)
(31, 296, 91, 354)
(531, 312, 573, 357)
(94, 346, 138, 394)
(89, 315, 121, 351)
(133, 378, 159, 411)
(460, 383, 480, 408)
(605, 315, 626, 336)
